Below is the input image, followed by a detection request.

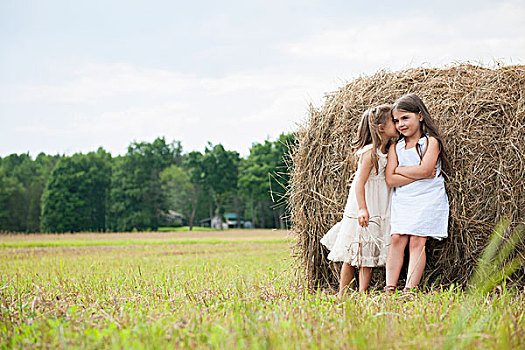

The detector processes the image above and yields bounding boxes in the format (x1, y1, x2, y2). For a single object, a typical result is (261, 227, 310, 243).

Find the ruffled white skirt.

(321, 176, 392, 267)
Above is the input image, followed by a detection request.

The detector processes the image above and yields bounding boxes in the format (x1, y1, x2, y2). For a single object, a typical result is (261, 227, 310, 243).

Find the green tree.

(160, 165, 200, 230)
(27, 153, 61, 232)
(0, 153, 60, 232)
(108, 138, 182, 231)
(0, 168, 19, 230)
(40, 149, 111, 233)
(270, 133, 295, 228)
(182, 151, 214, 229)
(239, 133, 294, 228)
(239, 141, 273, 228)
(0, 154, 36, 232)
(201, 144, 239, 229)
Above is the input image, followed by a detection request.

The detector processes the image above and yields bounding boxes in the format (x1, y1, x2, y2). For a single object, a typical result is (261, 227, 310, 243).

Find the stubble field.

(1, 229, 523, 349)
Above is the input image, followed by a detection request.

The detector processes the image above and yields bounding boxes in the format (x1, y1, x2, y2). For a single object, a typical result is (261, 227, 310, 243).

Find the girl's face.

(380, 116, 398, 138)
(392, 109, 422, 138)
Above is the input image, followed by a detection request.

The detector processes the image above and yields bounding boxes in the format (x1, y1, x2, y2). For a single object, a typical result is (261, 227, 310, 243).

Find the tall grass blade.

(444, 218, 525, 349)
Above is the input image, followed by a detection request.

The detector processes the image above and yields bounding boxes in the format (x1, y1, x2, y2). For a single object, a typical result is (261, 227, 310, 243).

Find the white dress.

(320, 144, 392, 267)
(390, 136, 449, 239)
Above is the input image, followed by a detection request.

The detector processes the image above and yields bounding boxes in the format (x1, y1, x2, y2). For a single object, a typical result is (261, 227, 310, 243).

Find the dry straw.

(288, 63, 525, 290)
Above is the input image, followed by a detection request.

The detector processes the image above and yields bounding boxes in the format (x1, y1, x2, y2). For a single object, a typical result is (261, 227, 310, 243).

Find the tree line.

(0, 134, 294, 233)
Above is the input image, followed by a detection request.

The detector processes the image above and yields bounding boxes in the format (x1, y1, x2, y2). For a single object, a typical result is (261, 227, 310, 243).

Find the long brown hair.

(392, 94, 451, 178)
(352, 104, 392, 174)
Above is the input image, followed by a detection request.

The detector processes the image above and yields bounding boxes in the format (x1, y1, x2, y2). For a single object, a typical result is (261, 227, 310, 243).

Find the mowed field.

(1, 230, 524, 349)
(0, 229, 289, 248)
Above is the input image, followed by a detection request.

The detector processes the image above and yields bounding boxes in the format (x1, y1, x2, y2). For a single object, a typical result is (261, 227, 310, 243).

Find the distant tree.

(0, 134, 295, 233)
(0, 153, 60, 232)
(239, 133, 294, 228)
(40, 149, 111, 233)
(108, 138, 182, 231)
(0, 168, 19, 230)
(27, 153, 61, 232)
(183, 151, 214, 225)
(0, 154, 36, 231)
(201, 143, 239, 229)
(160, 165, 199, 230)
(270, 133, 295, 228)
(239, 141, 273, 228)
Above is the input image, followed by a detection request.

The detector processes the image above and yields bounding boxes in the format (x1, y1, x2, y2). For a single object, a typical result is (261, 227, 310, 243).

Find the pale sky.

(1, 0, 524, 157)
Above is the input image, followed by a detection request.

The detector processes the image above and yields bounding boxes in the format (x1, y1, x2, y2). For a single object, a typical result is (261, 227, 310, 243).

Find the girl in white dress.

(385, 94, 450, 291)
(321, 105, 399, 294)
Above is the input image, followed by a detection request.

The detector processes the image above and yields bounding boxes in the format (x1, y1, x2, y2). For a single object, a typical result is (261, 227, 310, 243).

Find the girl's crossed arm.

(385, 143, 417, 188)
(395, 136, 440, 179)
(355, 150, 374, 227)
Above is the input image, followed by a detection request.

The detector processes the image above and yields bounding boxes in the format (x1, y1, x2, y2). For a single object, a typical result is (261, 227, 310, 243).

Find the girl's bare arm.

(385, 143, 417, 188)
(395, 136, 440, 179)
(355, 150, 374, 227)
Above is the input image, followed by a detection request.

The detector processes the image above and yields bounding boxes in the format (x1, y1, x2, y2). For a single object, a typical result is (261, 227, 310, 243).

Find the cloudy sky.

(1, 0, 524, 157)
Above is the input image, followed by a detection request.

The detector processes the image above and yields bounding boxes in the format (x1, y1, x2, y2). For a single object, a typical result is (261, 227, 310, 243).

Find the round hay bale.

(289, 63, 525, 290)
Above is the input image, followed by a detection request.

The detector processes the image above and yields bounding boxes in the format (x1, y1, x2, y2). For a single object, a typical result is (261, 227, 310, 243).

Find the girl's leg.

(405, 236, 427, 289)
(358, 267, 373, 292)
(386, 234, 409, 288)
(338, 262, 355, 297)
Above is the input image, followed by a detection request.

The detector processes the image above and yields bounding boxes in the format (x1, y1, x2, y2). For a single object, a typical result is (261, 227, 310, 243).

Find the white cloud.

(241, 88, 310, 124)
(73, 103, 196, 134)
(3, 61, 328, 156)
(285, 1, 525, 69)
(24, 63, 197, 103)
(20, 62, 325, 103)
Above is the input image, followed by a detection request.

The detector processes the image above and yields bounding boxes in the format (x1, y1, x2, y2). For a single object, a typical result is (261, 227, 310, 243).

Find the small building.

(224, 213, 242, 228)
(211, 215, 227, 230)
(161, 210, 185, 226)
(201, 213, 247, 229)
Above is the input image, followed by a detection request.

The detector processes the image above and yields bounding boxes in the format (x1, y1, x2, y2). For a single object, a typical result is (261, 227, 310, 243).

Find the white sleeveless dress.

(320, 144, 392, 267)
(390, 136, 449, 239)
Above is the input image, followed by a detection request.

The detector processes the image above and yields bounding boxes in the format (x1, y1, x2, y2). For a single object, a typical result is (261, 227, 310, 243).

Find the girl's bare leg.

(405, 236, 427, 289)
(386, 234, 409, 288)
(359, 267, 373, 292)
(338, 263, 355, 297)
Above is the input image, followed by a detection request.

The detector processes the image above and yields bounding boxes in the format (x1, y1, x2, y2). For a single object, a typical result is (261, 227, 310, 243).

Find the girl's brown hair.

(352, 104, 392, 173)
(392, 94, 451, 177)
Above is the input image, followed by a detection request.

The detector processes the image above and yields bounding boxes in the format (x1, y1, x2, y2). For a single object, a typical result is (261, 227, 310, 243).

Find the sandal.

(384, 285, 397, 293)
(403, 286, 419, 294)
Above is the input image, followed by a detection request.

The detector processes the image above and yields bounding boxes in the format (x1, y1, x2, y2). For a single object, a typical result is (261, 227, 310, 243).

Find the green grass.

(157, 226, 220, 232)
(0, 227, 523, 349)
(0, 238, 289, 249)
